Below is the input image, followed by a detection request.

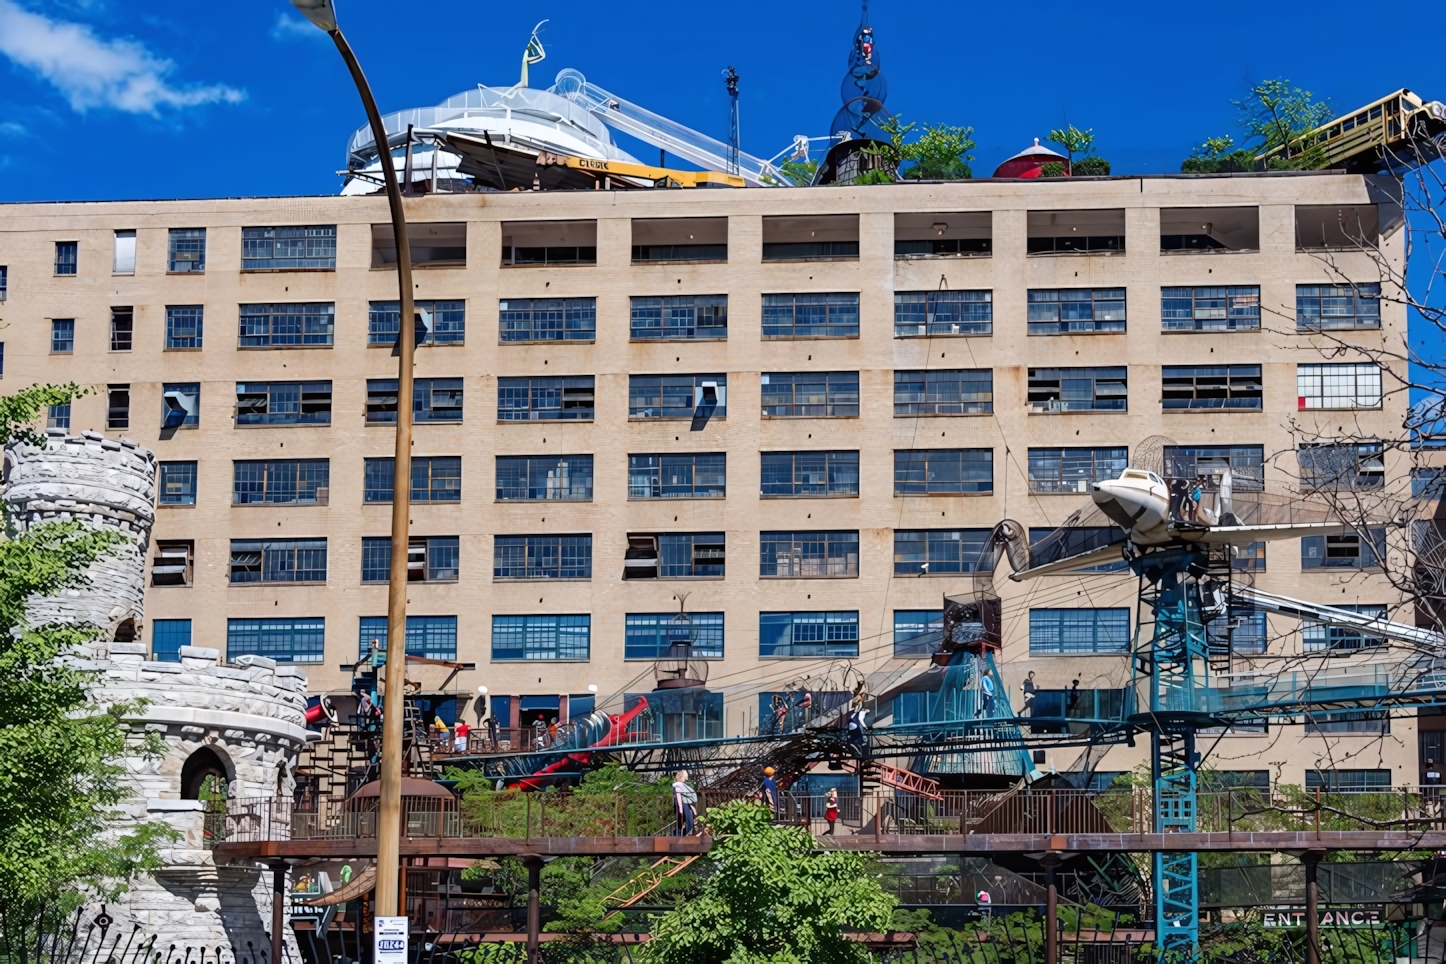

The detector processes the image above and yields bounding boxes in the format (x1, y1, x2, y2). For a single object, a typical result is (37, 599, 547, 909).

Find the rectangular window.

(239, 303, 335, 348)
(499, 298, 595, 343)
(1027, 210, 1125, 254)
(629, 453, 726, 499)
(894, 449, 993, 495)
(1305, 710, 1388, 735)
(367, 300, 466, 347)
(893, 529, 991, 576)
(227, 617, 324, 664)
(229, 538, 328, 584)
(761, 293, 860, 339)
(106, 384, 129, 430)
(763, 240, 859, 260)
(1297, 364, 1382, 410)
(491, 614, 590, 661)
(242, 225, 337, 271)
(232, 459, 330, 505)
(1305, 770, 1390, 792)
(378, 222, 467, 267)
(631, 217, 728, 262)
(1028, 447, 1129, 494)
(0, 265, 7, 300)
(1029, 608, 1131, 654)
(625, 612, 724, 659)
(1303, 604, 1388, 653)
(1163, 445, 1265, 490)
(1028, 367, 1128, 413)
(165, 306, 203, 350)
(361, 456, 463, 503)
(47, 403, 70, 430)
(50, 319, 74, 353)
(158, 461, 197, 505)
(623, 532, 725, 579)
(361, 536, 460, 583)
(894, 610, 944, 658)
(894, 369, 992, 416)
(1029, 526, 1129, 572)
(113, 230, 136, 275)
(55, 241, 77, 276)
(761, 450, 859, 497)
(357, 615, 458, 660)
(497, 376, 594, 421)
(893, 290, 993, 337)
(110, 308, 133, 351)
(630, 374, 728, 419)
(1233, 542, 1267, 572)
(1161, 365, 1262, 411)
(1162, 286, 1261, 332)
(1301, 529, 1387, 570)
(151, 618, 192, 662)
(493, 535, 592, 580)
(630, 295, 727, 340)
(161, 383, 200, 428)
(761, 371, 858, 417)
(151, 540, 194, 586)
(1296, 283, 1381, 331)
(760, 530, 860, 578)
(365, 378, 463, 424)
(236, 381, 331, 426)
(500, 220, 595, 266)
(496, 455, 593, 501)
(1207, 609, 1268, 657)
(1413, 467, 1446, 500)
(167, 228, 206, 273)
(1027, 289, 1127, 335)
(760, 611, 860, 658)
(1298, 443, 1385, 490)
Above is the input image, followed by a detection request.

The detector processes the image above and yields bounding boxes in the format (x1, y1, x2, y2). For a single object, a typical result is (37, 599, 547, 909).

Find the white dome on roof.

(1005, 137, 1067, 161)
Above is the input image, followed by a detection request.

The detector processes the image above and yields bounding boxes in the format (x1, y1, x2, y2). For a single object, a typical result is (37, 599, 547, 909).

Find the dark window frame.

(761, 293, 860, 340)
(496, 454, 594, 501)
(1161, 364, 1263, 411)
(759, 530, 860, 578)
(239, 303, 336, 348)
(232, 459, 330, 505)
(893, 448, 994, 496)
(893, 290, 993, 338)
(761, 371, 858, 418)
(1162, 286, 1261, 332)
(1028, 367, 1128, 413)
(228, 538, 328, 585)
(628, 453, 726, 499)
(493, 534, 593, 581)
(760, 450, 859, 498)
(241, 225, 337, 271)
(894, 369, 992, 416)
(1027, 288, 1127, 335)
(497, 376, 595, 422)
(629, 295, 728, 340)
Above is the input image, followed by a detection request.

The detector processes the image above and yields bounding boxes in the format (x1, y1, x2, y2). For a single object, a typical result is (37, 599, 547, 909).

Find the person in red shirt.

(453, 720, 470, 753)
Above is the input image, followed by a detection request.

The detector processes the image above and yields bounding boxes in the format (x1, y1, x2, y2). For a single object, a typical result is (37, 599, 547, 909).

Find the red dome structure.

(993, 138, 1069, 179)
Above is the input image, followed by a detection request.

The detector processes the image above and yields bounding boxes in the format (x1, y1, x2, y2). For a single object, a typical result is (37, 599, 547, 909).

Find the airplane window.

(1148, 472, 1163, 485)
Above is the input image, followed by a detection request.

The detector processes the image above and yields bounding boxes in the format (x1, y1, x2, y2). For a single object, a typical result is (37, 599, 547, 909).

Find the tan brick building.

(0, 172, 1414, 787)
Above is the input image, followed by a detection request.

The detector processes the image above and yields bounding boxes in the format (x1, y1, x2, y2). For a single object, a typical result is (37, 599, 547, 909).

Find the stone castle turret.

(5, 429, 311, 955)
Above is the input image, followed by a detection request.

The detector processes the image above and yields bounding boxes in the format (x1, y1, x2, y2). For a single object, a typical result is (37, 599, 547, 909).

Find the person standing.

(548, 717, 560, 746)
(979, 674, 995, 718)
(486, 713, 499, 751)
(1021, 671, 1037, 717)
(673, 770, 698, 836)
(453, 719, 470, 753)
(824, 787, 840, 836)
(760, 766, 780, 815)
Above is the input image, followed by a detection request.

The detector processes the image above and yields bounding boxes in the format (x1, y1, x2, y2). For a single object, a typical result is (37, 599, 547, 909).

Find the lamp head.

(290, 0, 337, 31)
(477, 685, 488, 695)
(587, 684, 598, 693)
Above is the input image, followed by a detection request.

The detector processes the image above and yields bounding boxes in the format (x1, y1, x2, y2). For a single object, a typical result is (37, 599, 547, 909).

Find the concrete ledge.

(148, 798, 205, 812)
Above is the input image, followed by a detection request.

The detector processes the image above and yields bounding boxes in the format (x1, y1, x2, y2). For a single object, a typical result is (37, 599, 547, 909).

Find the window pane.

(496, 455, 593, 501)
(227, 617, 324, 664)
(893, 369, 992, 415)
(168, 228, 206, 273)
(1028, 289, 1127, 335)
(499, 298, 596, 343)
(624, 612, 724, 659)
(759, 611, 859, 658)
(629, 453, 726, 499)
(239, 303, 335, 348)
(1028, 447, 1129, 493)
(1029, 609, 1131, 654)
(159, 461, 198, 505)
(761, 372, 859, 417)
(493, 535, 592, 580)
(761, 293, 859, 339)
(893, 449, 993, 495)
(242, 226, 337, 270)
(165, 306, 204, 350)
(894, 290, 993, 337)
(491, 614, 591, 661)
(630, 295, 728, 340)
(760, 451, 859, 497)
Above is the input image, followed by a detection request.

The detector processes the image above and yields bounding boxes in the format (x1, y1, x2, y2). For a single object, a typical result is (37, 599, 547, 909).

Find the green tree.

(858, 115, 917, 184)
(641, 801, 895, 964)
(903, 124, 975, 180)
(779, 158, 819, 187)
(1234, 79, 1332, 168)
(1047, 124, 1095, 166)
(0, 384, 168, 937)
(1180, 135, 1256, 174)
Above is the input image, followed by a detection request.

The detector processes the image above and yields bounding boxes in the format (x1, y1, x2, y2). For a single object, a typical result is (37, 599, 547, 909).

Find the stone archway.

(181, 747, 231, 846)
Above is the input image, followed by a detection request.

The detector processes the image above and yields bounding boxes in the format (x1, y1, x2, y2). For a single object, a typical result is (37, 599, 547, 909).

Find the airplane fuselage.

(1092, 469, 1175, 546)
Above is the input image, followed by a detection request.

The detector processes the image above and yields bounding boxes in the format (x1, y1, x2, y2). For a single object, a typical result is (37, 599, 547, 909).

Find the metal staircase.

(600, 855, 702, 915)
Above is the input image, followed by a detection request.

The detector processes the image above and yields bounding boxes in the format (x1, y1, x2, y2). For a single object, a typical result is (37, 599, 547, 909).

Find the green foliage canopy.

(641, 801, 895, 964)
(858, 115, 975, 184)
(1235, 79, 1332, 167)
(0, 384, 168, 924)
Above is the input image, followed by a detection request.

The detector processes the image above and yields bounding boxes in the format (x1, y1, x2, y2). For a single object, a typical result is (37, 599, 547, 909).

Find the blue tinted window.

(894, 449, 993, 495)
(894, 610, 943, 657)
(491, 614, 590, 661)
(630, 295, 727, 340)
(152, 619, 192, 662)
(497, 376, 594, 421)
(499, 298, 595, 343)
(760, 451, 858, 497)
(1029, 609, 1130, 654)
(239, 303, 335, 347)
(168, 229, 206, 273)
(894, 290, 992, 337)
(242, 226, 336, 270)
(229, 539, 327, 584)
(1301, 529, 1386, 570)
(165, 306, 203, 349)
(624, 612, 724, 659)
(628, 453, 725, 499)
(893, 529, 991, 575)
(761, 293, 859, 339)
(357, 615, 457, 660)
(50, 319, 74, 353)
(368, 300, 466, 347)
(759, 611, 859, 658)
(496, 455, 593, 501)
(159, 462, 197, 505)
(236, 382, 332, 425)
(493, 535, 592, 580)
(232, 459, 329, 504)
(227, 617, 324, 664)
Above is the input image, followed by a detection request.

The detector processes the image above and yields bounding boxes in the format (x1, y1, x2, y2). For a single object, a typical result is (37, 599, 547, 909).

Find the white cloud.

(0, 120, 27, 137)
(0, 0, 244, 113)
(270, 12, 327, 42)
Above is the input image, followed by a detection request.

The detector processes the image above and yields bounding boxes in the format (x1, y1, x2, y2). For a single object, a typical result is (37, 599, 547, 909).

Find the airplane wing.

(1189, 522, 1355, 544)
(1008, 543, 1128, 581)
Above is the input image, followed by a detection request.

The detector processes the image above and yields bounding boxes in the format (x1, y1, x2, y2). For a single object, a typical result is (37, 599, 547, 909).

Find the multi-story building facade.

(0, 172, 1412, 787)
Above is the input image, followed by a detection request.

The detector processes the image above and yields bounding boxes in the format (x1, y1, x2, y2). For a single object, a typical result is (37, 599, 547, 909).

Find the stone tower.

(4, 429, 311, 956)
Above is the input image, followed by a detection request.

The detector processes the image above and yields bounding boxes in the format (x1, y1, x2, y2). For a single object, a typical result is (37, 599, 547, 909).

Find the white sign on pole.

(374, 916, 409, 964)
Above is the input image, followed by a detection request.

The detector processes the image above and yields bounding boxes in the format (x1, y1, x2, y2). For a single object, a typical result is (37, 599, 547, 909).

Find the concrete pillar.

(1040, 851, 1063, 964)
(521, 854, 545, 964)
(271, 865, 286, 964)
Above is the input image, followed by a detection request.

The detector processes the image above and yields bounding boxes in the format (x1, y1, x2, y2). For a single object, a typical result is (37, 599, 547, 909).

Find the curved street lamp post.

(290, 0, 416, 920)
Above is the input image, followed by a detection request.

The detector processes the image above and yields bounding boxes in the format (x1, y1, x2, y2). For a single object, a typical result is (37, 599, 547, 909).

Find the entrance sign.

(1262, 908, 1382, 929)
(375, 916, 409, 964)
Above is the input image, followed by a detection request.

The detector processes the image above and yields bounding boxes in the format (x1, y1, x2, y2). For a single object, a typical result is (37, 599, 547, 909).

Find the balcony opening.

(153, 540, 194, 587)
(894, 212, 991, 258)
(1295, 205, 1381, 250)
(1161, 207, 1259, 253)
(501, 220, 597, 266)
(632, 218, 727, 263)
(371, 222, 466, 268)
(1027, 209, 1125, 255)
(762, 215, 859, 261)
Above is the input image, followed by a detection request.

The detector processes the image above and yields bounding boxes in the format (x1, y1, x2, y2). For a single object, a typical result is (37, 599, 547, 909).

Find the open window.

(762, 215, 859, 261)
(1027, 209, 1125, 254)
(624, 535, 659, 579)
(153, 540, 194, 587)
(632, 218, 727, 263)
(1161, 207, 1259, 253)
(894, 212, 991, 258)
(1296, 204, 1385, 250)
(501, 220, 596, 266)
(624, 532, 726, 579)
(372, 222, 466, 268)
(162, 384, 200, 429)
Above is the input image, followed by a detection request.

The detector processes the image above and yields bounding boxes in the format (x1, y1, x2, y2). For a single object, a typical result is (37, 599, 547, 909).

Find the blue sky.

(1, 0, 1443, 198)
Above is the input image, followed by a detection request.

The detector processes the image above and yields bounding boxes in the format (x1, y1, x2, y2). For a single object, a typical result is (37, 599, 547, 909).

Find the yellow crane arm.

(537, 151, 744, 188)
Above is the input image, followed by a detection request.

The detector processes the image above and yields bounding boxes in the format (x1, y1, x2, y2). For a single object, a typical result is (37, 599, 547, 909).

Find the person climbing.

(824, 787, 840, 836)
(1021, 671, 1037, 717)
(453, 719, 470, 753)
(673, 769, 698, 836)
(760, 766, 780, 815)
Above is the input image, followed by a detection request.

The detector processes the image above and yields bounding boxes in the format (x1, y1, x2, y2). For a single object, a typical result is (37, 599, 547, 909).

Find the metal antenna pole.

(326, 26, 415, 917)
(723, 67, 740, 176)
